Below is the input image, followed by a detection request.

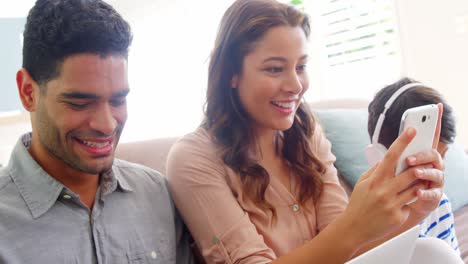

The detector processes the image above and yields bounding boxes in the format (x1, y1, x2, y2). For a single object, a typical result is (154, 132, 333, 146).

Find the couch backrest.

(115, 137, 179, 174)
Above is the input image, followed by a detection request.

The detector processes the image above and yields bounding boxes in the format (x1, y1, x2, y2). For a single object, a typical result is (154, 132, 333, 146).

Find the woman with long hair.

(166, 0, 461, 263)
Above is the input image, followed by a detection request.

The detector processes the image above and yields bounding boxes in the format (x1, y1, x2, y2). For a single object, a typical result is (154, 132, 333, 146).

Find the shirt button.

(212, 236, 220, 244)
(63, 194, 72, 199)
(292, 204, 300, 212)
(150, 251, 157, 259)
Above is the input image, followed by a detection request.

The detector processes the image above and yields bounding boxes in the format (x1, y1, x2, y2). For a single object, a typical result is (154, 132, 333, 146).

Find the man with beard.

(0, 0, 193, 263)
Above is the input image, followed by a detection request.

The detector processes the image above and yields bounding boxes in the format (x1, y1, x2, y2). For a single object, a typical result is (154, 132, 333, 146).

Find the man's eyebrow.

(112, 89, 130, 98)
(59, 92, 99, 100)
(59, 89, 130, 100)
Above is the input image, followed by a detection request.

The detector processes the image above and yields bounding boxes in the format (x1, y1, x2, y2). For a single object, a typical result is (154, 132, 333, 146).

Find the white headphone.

(365, 82, 423, 166)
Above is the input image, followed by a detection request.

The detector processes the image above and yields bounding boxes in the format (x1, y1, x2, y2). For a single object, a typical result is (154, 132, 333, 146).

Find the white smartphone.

(395, 104, 439, 176)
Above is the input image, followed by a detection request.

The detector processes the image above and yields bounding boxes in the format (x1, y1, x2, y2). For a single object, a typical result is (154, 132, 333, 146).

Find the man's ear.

(231, 75, 238, 89)
(16, 69, 40, 112)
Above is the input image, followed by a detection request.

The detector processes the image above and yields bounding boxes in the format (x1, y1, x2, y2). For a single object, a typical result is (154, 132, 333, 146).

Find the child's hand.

(405, 148, 445, 217)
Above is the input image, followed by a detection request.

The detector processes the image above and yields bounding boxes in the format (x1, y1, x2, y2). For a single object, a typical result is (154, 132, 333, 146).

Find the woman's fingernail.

(408, 156, 416, 165)
(407, 127, 416, 137)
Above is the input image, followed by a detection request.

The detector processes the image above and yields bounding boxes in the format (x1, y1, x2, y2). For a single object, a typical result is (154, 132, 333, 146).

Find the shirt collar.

(101, 162, 133, 194)
(8, 133, 65, 219)
(8, 133, 132, 219)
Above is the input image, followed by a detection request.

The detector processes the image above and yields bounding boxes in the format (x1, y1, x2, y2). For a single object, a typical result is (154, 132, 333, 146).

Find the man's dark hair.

(22, 0, 133, 86)
(368, 77, 456, 148)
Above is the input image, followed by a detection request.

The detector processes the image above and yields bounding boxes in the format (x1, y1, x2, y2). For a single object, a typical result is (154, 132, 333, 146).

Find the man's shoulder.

(112, 159, 167, 191)
(0, 167, 14, 193)
(0, 166, 30, 224)
(113, 158, 164, 177)
(111, 159, 176, 221)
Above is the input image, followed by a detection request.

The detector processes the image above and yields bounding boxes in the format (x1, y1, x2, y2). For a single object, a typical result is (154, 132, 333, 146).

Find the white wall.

(107, 0, 235, 142)
(0, 1, 34, 18)
(0, 115, 30, 166)
(0, 1, 34, 166)
(395, 0, 468, 147)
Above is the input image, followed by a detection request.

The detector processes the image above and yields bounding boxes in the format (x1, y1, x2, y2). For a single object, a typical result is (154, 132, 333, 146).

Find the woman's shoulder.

(167, 127, 224, 168)
(166, 127, 230, 188)
(170, 127, 219, 153)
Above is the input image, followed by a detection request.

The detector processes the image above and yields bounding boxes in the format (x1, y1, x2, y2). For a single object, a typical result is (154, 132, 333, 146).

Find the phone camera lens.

(422, 115, 427, 123)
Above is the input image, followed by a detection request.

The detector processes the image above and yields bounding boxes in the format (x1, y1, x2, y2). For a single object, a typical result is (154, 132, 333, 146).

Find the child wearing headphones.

(367, 77, 460, 254)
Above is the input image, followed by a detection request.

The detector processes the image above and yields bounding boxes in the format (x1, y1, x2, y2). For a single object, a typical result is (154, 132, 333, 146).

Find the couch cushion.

(444, 143, 468, 211)
(115, 137, 179, 175)
(314, 109, 369, 187)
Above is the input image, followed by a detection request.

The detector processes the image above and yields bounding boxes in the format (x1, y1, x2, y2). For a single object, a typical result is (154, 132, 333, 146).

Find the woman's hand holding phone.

(343, 104, 445, 247)
(404, 103, 445, 217)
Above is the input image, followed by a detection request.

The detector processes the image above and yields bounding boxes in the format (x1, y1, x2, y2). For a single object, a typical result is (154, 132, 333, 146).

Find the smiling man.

(0, 0, 193, 263)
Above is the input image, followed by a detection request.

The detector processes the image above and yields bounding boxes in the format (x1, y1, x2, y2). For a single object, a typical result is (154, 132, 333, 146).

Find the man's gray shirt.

(0, 134, 194, 263)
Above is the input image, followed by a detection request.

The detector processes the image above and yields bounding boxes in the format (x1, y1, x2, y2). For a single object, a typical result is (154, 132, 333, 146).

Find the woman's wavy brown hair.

(203, 0, 325, 219)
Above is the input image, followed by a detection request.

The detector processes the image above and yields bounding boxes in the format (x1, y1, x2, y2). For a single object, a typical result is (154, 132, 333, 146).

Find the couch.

(116, 100, 468, 263)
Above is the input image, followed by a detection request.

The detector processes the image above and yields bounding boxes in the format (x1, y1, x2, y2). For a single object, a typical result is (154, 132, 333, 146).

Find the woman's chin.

(275, 121, 294, 131)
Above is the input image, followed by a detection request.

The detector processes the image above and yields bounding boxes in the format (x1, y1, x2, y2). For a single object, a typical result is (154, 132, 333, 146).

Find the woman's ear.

(16, 69, 40, 112)
(231, 75, 238, 89)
